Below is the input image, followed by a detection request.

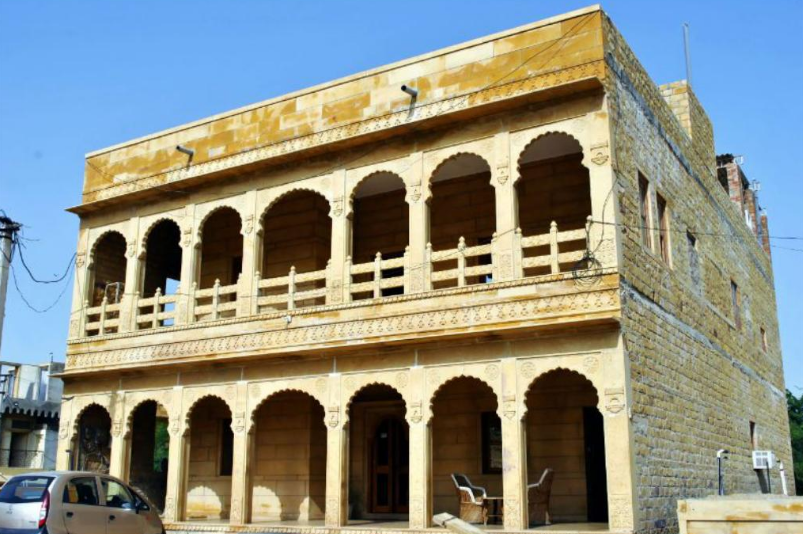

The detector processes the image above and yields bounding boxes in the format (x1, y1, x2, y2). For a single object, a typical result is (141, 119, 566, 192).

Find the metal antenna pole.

(683, 22, 693, 86)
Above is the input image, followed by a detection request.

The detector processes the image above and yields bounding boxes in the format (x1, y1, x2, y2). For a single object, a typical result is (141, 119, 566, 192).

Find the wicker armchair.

(451, 473, 490, 524)
(527, 468, 555, 525)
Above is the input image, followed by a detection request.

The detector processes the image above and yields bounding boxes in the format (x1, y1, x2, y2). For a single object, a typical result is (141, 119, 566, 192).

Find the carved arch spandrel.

(181, 386, 236, 436)
(257, 180, 333, 228)
(422, 137, 494, 183)
(121, 390, 175, 436)
(245, 378, 327, 434)
(423, 362, 502, 425)
(344, 167, 408, 218)
(509, 116, 601, 181)
(193, 197, 247, 244)
(516, 353, 607, 420)
(339, 371, 412, 427)
(137, 214, 184, 259)
(87, 228, 131, 268)
(63, 395, 113, 442)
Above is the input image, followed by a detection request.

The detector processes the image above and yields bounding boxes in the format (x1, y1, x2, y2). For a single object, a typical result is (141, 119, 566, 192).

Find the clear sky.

(1, 1, 801, 388)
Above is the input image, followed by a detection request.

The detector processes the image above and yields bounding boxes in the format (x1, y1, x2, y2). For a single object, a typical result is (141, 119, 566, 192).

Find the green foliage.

(153, 418, 170, 473)
(787, 389, 803, 495)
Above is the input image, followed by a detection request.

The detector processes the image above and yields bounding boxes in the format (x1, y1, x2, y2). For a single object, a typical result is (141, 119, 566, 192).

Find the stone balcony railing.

(77, 219, 597, 340)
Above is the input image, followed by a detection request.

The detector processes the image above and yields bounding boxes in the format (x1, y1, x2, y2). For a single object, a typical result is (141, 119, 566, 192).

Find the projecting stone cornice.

(63, 272, 620, 376)
(73, 60, 606, 212)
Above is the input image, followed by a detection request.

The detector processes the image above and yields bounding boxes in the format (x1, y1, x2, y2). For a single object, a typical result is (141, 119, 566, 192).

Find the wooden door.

(371, 418, 409, 513)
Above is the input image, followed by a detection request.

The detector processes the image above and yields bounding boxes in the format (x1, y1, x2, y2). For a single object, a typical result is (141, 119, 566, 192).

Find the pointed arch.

(197, 206, 244, 290)
(87, 230, 128, 307)
(523, 367, 606, 525)
(259, 189, 332, 293)
(248, 389, 328, 523)
(516, 132, 591, 277)
(428, 152, 495, 289)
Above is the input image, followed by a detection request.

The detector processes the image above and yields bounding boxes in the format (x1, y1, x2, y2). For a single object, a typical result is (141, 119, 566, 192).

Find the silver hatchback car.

(0, 471, 165, 534)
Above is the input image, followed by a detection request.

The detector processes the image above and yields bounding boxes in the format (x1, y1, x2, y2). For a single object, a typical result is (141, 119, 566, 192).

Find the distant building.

(0, 361, 62, 474)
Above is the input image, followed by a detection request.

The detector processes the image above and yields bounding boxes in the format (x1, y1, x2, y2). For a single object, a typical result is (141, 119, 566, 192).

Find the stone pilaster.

(56, 399, 74, 470)
(324, 374, 347, 527)
(602, 343, 637, 533)
(119, 216, 140, 332)
(229, 382, 250, 525)
(501, 358, 527, 531)
(406, 366, 430, 529)
(492, 132, 521, 281)
(108, 391, 127, 479)
(163, 386, 185, 523)
(237, 191, 258, 317)
(328, 170, 350, 304)
(586, 120, 620, 269)
(176, 204, 197, 325)
(406, 152, 431, 293)
(68, 227, 90, 339)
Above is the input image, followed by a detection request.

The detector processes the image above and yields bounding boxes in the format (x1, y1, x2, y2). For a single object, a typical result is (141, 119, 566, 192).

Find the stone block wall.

(431, 378, 501, 516)
(186, 398, 233, 520)
(526, 369, 599, 522)
(604, 14, 792, 534)
(251, 392, 326, 522)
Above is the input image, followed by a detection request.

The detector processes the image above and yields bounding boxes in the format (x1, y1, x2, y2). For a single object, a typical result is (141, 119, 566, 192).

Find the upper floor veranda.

(65, 7, 624, 375)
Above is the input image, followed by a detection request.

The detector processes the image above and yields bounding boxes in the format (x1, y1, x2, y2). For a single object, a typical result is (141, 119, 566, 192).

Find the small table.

(484, 496, 504, 525)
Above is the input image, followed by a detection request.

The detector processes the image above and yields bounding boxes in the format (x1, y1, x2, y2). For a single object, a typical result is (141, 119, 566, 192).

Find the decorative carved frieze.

(66, 284, 619, 371)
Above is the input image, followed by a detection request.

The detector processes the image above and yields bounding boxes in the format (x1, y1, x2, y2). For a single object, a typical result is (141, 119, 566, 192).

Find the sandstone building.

(58, 6, 792, 534)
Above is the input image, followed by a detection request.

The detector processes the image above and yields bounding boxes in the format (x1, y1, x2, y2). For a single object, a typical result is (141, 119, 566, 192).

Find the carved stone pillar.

(324, 374, 347, 527)
(237, 192, 258, 317)
(407, 367, 430, 528)
(176, 205, 197, 325)
(163, 386, 185, 524)
(501, 359, 527, 531)
(119, 219, 140, 332)
(109, 392, 127, 478)
(585, 138, 619, 269)
(56, 399, 74, 470)
(68, 228, 90, 339)
(491, 132, 521, 281)
(229, 382, 250, 525)
(602, 385, 636, 532)
(406, 152, 431, 293)
(328, 170, 350, 304)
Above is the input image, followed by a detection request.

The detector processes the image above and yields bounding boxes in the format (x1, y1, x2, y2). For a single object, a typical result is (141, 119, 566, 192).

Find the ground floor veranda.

(58, 333, 636, 533)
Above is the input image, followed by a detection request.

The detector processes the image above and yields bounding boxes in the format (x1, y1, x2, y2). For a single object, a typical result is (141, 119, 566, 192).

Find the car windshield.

(0, 476, 54, 503)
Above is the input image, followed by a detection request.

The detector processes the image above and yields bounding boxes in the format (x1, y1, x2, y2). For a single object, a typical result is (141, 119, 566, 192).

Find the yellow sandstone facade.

(58, 6, 792, 534)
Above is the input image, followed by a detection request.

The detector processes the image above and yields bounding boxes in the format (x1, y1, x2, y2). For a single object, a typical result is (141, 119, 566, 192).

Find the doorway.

(370, 417, 409, 514)
(583, 407, 608, 522)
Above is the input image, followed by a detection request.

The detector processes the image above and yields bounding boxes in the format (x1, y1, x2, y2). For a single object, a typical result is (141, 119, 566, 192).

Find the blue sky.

(1, 1, 801, 389)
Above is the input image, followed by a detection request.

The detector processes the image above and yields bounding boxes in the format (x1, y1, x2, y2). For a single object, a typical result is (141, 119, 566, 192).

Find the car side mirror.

(136, 501, 150, 512)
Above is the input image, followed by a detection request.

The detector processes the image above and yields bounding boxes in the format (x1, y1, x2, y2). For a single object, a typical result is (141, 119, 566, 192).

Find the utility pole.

(0, 215, 21, 357)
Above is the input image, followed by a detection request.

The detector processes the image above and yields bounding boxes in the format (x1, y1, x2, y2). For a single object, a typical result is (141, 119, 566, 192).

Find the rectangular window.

(657, 194, 671, 265)
(760, 327, 767, 352)
(687, 231, 700, 288)
(750, 421, 758, 449)
(481, 412, 502, 474)
(638, 173, 652, 249)
(731, 280, 741, 330)
(219, 418, 234, 476)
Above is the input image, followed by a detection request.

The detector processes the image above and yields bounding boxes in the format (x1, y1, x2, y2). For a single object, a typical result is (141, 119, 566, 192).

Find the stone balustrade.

(76, 218, 598, 339)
